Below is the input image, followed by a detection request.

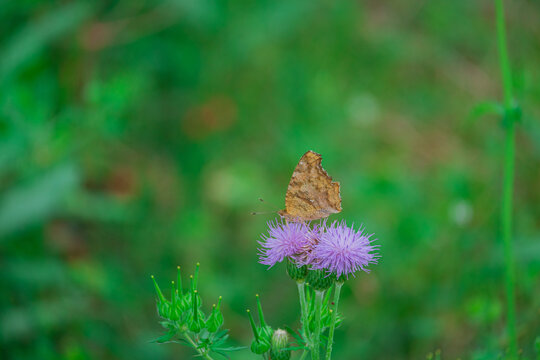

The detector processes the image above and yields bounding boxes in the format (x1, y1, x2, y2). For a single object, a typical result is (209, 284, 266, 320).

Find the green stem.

(297, 282, 309, 337)
(325, 283, 343, 360)
(183, 333, 215, 360)
(495, 0, 518, 357)
(495, 0, 513, 107)
(502, 114, 518, 358)
(311, 291, 324, 360)
(297, 282, 310, 360)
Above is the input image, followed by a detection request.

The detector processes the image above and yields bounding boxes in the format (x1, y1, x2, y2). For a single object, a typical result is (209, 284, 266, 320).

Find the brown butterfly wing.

(278, 151, 342, 221)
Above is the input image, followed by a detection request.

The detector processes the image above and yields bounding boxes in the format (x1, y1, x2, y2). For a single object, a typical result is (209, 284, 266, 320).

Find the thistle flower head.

(258, 219, 311, 267)
(294, 220, 326, 266)
(311, 220, 379, 279)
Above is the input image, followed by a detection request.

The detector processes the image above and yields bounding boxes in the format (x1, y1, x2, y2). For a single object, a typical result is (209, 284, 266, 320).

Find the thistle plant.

(256, 218, 379, 360)
(150, 264, 242, 359)
(151, 218, 378, 360)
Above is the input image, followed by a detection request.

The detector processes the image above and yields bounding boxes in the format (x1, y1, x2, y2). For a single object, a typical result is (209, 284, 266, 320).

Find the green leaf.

(211, 346, 246, 360)
(284, 326, 304, 343)
(469, 101, 504, 122)
(212, 346, 246, 352)
(151, 330, 178, 344)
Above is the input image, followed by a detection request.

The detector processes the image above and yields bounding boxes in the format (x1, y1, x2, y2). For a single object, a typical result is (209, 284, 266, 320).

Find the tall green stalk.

(312, 291, 324, 360)
(297, 282, 310, 359)
(325, 282, 343, 360)
(494, 0, 518, 357)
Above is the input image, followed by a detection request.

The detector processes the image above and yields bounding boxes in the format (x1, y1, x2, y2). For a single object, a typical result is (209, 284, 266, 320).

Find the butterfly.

(278, 150, 342, 222)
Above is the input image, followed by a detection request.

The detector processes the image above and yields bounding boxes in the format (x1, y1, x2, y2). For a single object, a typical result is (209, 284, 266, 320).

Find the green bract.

(286, 258, 308, 282)
(306, 269, 335, 291)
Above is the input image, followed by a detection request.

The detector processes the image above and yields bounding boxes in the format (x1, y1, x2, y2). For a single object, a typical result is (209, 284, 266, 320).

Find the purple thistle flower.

(311, 220, 379, 279)
(258, 219, 311, 268)
(295, 220, 326, 266)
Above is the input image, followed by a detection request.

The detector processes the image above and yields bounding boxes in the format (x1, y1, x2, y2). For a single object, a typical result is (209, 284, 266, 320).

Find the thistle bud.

(269, 329, 291, 360)
(306, 269, 334, 291)
(286, 258, 308, 282)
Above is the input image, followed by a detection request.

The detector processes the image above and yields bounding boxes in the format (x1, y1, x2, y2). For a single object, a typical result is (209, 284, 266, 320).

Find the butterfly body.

(278, 151, 342, 222)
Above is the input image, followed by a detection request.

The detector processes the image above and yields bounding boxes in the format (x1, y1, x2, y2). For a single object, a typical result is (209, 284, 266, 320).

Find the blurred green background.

(1, 0, 539, 359)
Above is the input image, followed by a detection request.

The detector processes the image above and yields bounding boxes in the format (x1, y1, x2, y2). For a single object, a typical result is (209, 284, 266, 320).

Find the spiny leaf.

(151, 330, 177, 343)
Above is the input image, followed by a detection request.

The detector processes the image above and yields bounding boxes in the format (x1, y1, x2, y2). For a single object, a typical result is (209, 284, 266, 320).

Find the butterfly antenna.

(251, 211, 272, 216)
(257, 197, 281, 209)
(252, 197, 281, 216)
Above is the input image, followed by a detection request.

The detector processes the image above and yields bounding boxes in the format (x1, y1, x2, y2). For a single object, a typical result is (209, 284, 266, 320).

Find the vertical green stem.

(297, 282, 309, 336)
(325, 283, 343, 360)
(297, 282, 310, 359)
(502, 117, 518, 358)
(494, 0, 518, 357)
(311, 291, 324, 360)
(495, 0, 513, 107)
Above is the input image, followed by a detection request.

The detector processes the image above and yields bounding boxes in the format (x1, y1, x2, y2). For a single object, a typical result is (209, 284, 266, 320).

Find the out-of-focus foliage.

(0, 0, 539, 359)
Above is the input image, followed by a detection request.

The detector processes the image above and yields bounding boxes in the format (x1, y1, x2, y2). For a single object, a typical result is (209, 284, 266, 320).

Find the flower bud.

(188, 319, 201, 333)
(247, 309, 271, 354)
(157, 302, 170, 319)
(188, 290, 204, 333)
(251, 338, 271, 354)
(255, 294, 273, 343)
(286, 258, 308, 282)
(175, 266, 190, 313)
(176, 266, 183, 296)
(269, 329, 291, 360)
(306, 269, 334, 291)
(151, 275, 166, 303)
(169, 281, 180, 320)
(151, 275, 172, 318)
(192, 263, 200, 291)
(205, 297, 224, 333)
